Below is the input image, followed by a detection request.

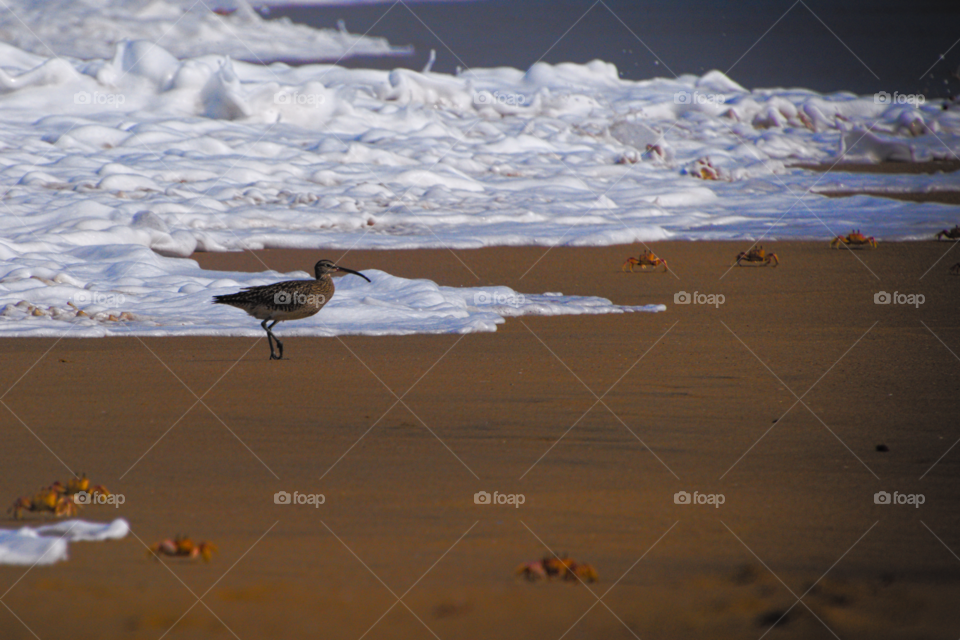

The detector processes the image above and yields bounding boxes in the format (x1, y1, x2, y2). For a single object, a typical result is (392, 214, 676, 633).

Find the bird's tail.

(213, 293, 243, 305)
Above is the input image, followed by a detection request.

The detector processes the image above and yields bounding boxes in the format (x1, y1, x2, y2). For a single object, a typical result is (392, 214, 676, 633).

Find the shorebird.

(213, 259, 370, 360)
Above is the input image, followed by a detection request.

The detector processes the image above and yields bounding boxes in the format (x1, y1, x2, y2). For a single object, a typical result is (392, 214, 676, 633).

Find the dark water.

(265, 0, 959, 98)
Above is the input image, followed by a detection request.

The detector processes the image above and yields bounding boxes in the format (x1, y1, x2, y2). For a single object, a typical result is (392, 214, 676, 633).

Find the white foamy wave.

(0, 244, 661, 337)
(0, 40, 955, 336)
(0, 40, 955, 260)
(0, 519, 129, 565)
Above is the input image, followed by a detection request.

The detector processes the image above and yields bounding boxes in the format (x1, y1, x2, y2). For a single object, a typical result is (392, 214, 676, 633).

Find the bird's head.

(314, 260, 371, 282)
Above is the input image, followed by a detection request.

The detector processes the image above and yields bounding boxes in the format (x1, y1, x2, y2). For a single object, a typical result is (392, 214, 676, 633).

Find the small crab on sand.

(935, 225, 960, 241)
(831, 230, 876, 249)
(622, 250, 668, 272)
(515, 556, 598, 584)
(735, 246, 779, 267)
(148, 536, 217, 562)
(9, 488, 77, 519)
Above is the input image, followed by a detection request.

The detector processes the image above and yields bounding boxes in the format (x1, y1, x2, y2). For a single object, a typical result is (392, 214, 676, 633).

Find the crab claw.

(196, 542, 218, 562)
(572, 563, 599, 583)
(515, 561, 546, 581)
(48, 481, 67, 495)
(55, 498, 77, 518)
(88, 484, 111, 498)
(148, 539, 175, 559)
(8, 497, 31, 519)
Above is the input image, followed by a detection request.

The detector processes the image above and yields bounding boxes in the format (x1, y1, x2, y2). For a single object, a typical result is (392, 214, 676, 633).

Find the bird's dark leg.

(261, 319, 281, 360)
(260, 319, 275, 359)
(269, 320, 283, 360)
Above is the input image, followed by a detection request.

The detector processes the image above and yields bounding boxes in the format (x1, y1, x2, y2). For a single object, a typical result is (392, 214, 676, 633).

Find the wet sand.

(1, 241, 959, 639)
(795, 160, 960, 205)
(791, 160, 960, 175)
(794, 160, 960, 205)
(819, 191, 960, 205)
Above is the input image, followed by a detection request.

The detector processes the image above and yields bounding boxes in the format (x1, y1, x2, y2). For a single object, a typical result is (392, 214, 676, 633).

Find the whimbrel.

(213, 260, 370, 360)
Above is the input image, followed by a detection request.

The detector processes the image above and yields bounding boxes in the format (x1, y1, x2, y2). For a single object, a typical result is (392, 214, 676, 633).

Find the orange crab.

(936, 225, 960, 241)
(622, 250, 668, 272)
(515, 556, 598, 584)
(735, 246, 779, 267)
(831, 230, 877, 249)
(690, 157, 719, 180)
(9, 488, 78, 519)
(148, 536, 217, 562)
(50, 474, 111, 501)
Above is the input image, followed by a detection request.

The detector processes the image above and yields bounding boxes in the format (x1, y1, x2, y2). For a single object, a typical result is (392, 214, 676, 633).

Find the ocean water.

(268, 0, 960, 97)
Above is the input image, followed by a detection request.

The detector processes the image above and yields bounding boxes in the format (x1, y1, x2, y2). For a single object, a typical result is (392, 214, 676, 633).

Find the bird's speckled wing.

(213, 278, 335, 321)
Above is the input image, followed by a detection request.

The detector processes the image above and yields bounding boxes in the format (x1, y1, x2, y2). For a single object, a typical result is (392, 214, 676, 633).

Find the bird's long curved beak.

(336, 266, 371, 282)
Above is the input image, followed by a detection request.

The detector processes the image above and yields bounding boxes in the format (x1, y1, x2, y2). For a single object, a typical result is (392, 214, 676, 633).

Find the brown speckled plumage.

(213, 259, 370, 360)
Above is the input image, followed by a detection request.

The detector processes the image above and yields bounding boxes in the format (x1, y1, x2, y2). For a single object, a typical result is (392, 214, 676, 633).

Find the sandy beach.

(0, 1, 958, 637)
(1, 241, 958, 639)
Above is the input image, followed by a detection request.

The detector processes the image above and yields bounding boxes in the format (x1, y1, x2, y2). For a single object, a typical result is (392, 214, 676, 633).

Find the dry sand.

(1, 241, 959, 639)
